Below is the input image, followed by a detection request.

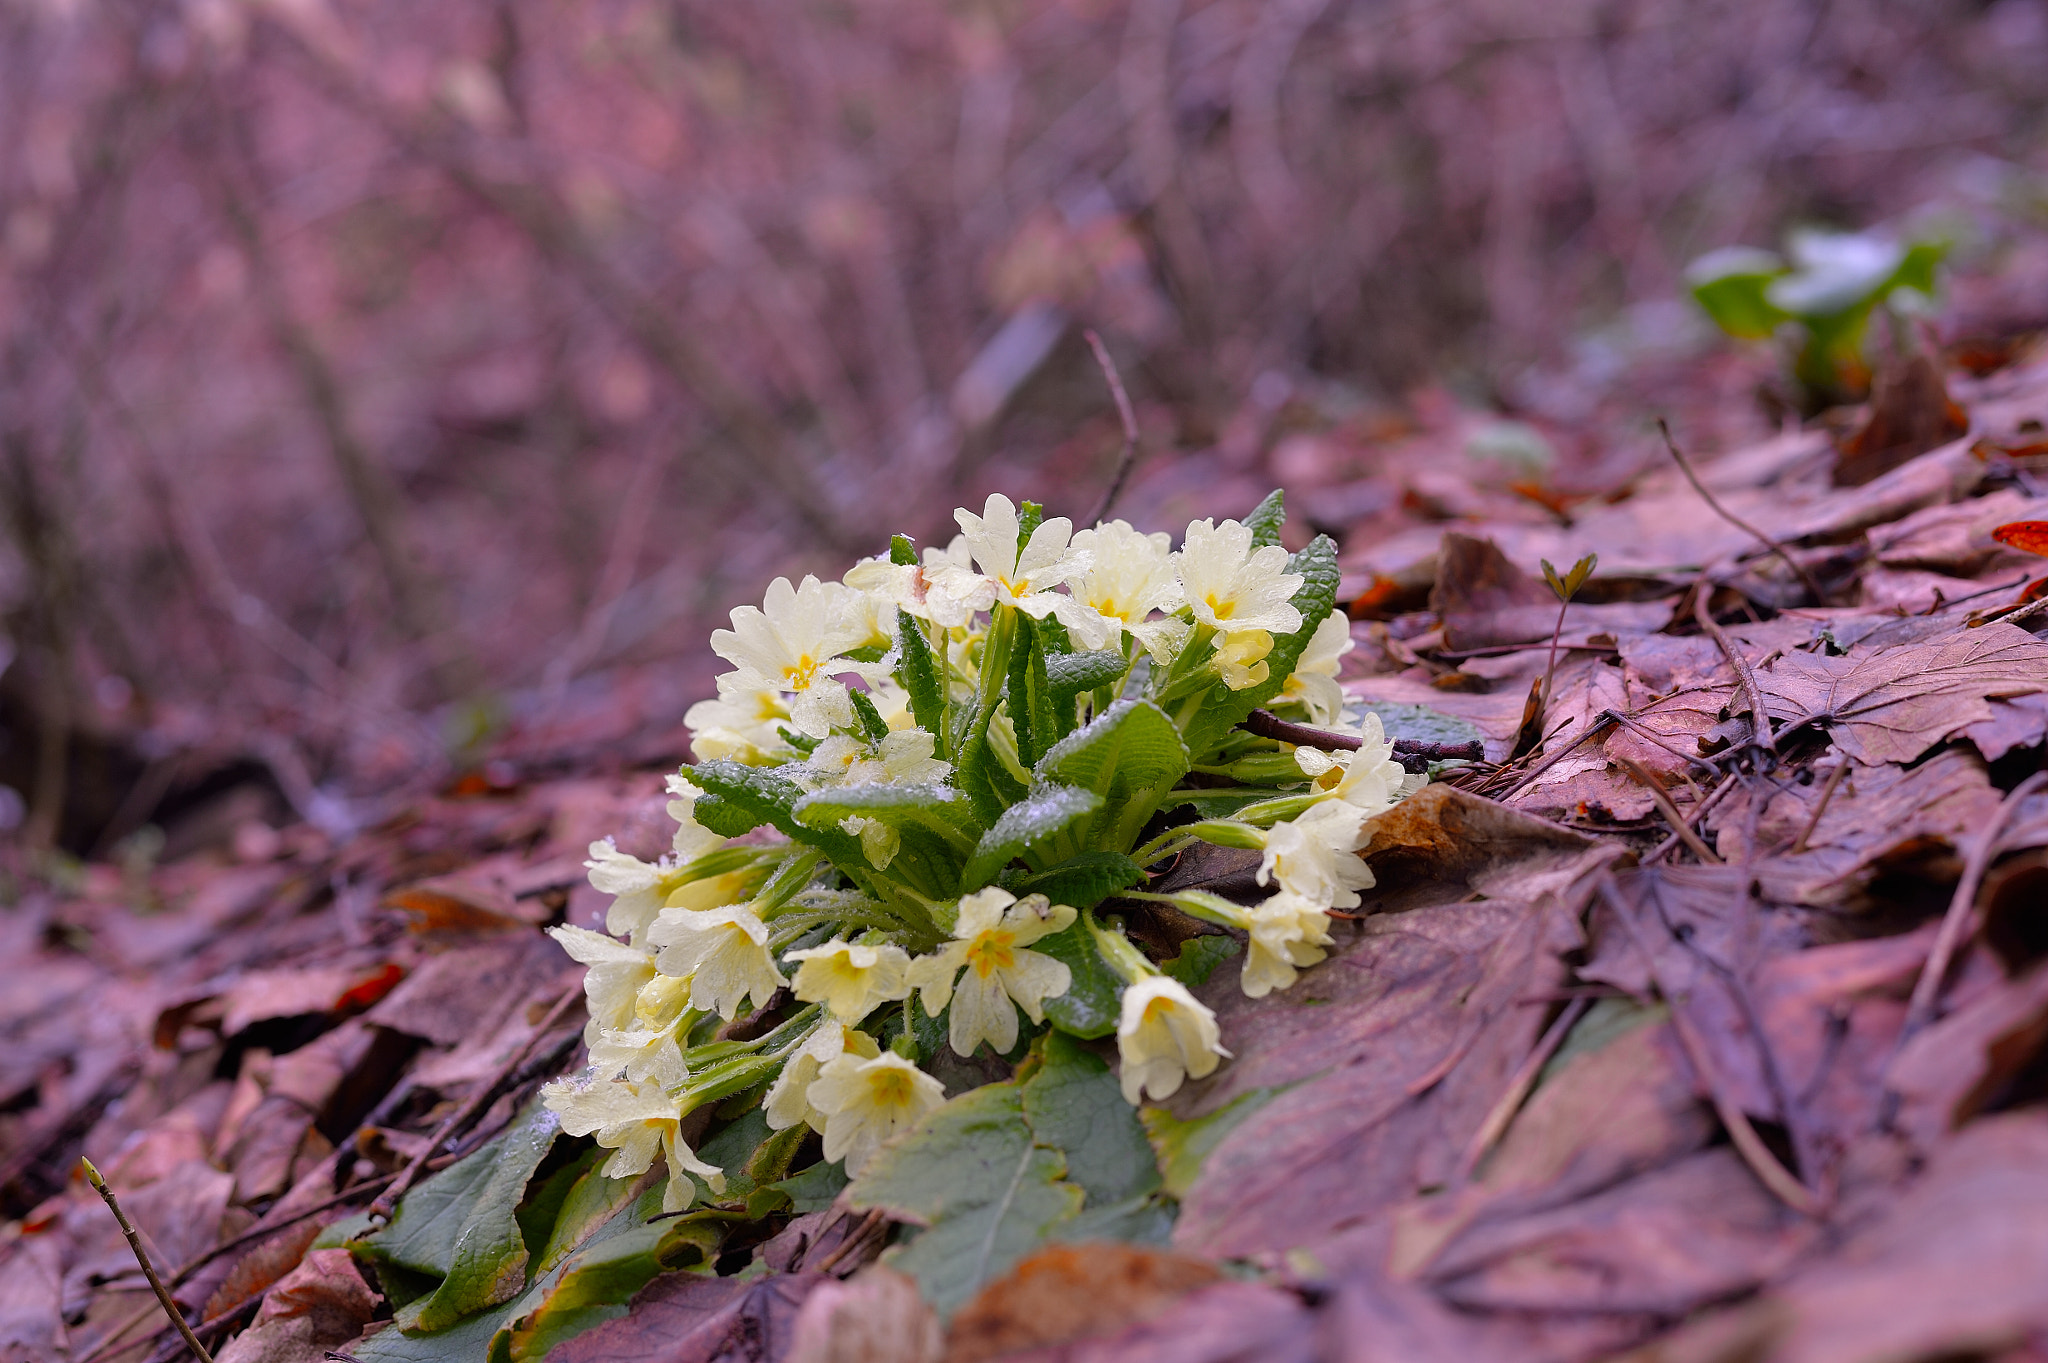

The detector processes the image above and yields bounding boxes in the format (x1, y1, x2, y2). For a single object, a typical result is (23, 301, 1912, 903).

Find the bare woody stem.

(80, 1158, 216, 1363)
(1238, 709, 1483, 771)
(1659, 419, 1826, 603)
(1084, 329, 1143, 526)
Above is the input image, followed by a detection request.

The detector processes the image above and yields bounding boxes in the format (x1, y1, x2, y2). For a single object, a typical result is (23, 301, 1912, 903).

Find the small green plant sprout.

(1537, 552, 1597, 719)
(539, 489, 1426, 1216)
(1685, 226, 1947, 410)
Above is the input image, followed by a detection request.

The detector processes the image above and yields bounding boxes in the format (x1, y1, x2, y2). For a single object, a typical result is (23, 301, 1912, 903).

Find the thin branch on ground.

(81, 1158, 216, 1363)
(1616, 756, 1723, 864)
(1659, 418, 1826, 603)
(1692, 586, 1778, 754)
(1788, 756, 1852, 854)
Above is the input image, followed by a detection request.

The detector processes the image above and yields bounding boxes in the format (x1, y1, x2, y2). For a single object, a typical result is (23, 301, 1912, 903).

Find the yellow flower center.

(784, 655, 821, 691)
(965, 930, 1017, 979)
(1142, 996, 1175, 1026)
(869, 1067, 915, 1107)
(1205, 593, 1235, 620)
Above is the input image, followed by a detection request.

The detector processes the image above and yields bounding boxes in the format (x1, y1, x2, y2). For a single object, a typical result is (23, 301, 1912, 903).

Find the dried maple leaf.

(1756, 622, 2048, 764)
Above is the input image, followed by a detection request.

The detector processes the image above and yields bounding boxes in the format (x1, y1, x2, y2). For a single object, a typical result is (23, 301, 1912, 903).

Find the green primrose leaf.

(1139, 1088, 1282, 1198)
(962, 783, 1103, 888)
(890, 533, 919, 566)
(1045, 650, 1126, 700)
(1011, 851, 1145, 910)
(1162, 933, 1242, 988)
(1243, 488, 1286, 549)
(1034, 922, 1124, 1038)
(1176, 534, 1340, 757)
(691, 760, 867, 872)
(896, 613, 947, 741)
(1006, 612, 1059, 769)
(385, 1101, 562, 1332)
(1021, 1033, 1161, 1207)
(1037, 699, 1192, 854)
(1017, 500, 1044, 550)
(849, 688, 892, 744)
(848, 1083, 1083, 1319)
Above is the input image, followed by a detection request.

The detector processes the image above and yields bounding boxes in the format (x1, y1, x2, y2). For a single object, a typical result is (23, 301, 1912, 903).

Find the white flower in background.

(711, 575, 879, 737)
(1257, 802, 1375, 910)
(1116, 975, 1227, 1103)
(685, 675, 794, 765)
(845, 538, 982, 630)
(910, 888, 1076, 1057)
(541, 1073, 724, 1212)
(863, 678, 917, 730)
(805, 1050, 946, 1175)
(647, 904, 787, 1019)
(1293, 712, 1409, 819)
(1177, 518, 1303, 641)
(1214, 628, 1276, 691)
(584, 834, 756, 944)
(764, 1023, 880, 1134)
(786, 938, 913, 1022)
(927, 494, 1091, 621)
(548, 924, 658, 1037)
(1055, 521, 1189, 662)
(1278, 611, 1355, 725)
(1240, 892, 1335, 998)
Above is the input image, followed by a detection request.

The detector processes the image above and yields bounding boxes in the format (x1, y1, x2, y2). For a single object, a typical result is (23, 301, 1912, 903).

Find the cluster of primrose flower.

(539, 492, 1417, 1213)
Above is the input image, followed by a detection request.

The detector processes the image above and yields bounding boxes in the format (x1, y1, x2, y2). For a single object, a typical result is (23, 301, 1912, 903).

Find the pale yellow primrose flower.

(540, 1073, 724, 1212)
(1240, 891, 1335, 998)
(1278, 610, 1355, 725)
(805, 1050, 946, 1175)
(1177, 517, 1303, 638)
(910, 888, 1076, 1057)
(844, 537, 980, 630)
(786, 938, 913, 1022)
(1054, 521, 1189, 663)
(1257, 801, 1375, 910)
(1215, 628, 1276, 691)
(685, 675, 794, 765)
(548, 924, 658, 1038)
(764, 1023, 880, 1134)
(663, 774, 726, 860)
(584, 835, 756, 945)
(927, 494, 1091, 621)
(646, 904, 787, 1019)
(1293, 711, 1409, 818)
(587, 1026, 691, 1090)
(1116, 975, 1228, 1104)
(710, 574, 879, 738)
(804, 729, 951, 789)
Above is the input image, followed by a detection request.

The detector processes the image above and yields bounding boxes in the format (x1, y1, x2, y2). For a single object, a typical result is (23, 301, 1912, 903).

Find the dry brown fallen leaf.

(212, 1248, 378, 1363)
(944, 1243, 1221, 1363)
(1757, 621, 2048, 764)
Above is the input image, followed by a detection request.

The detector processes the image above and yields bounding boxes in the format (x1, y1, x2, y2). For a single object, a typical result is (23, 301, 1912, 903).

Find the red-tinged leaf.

(1990, 519, 2048, 556)
(541, 1271, 826, 1363)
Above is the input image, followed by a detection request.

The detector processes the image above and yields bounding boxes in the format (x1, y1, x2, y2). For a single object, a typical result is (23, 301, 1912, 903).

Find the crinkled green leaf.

(962, 783, 1103, 888)
(400, 1104, 563, 1332)
(1006, 612, 1061, 768)
(1021, 1032, 1160, 1206)
(1243, 488, 1287, 549)
(1011, 851, 1145, 910)
(1051, 1194, 1175, 1245)
(363, 1100, 560, 1283)
(848, 1083, 1083, 1317)
(773, 1159, 849, 1213)
(1046, 650, 1127, 700)
(691, 760, 866, 870)
(1037, 699, 1191, 853)
(1034, 922, 1124, 1039)
(793, 783, 978, 851)
(896, 612, 947, 740)
(534, 1162, 644, 1275)
(1162, 933, 1242, 988)
(1178, 535, 1341, 757)
(849, 688, 892, 744)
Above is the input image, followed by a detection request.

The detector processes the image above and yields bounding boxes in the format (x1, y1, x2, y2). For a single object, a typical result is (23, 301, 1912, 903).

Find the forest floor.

(7, 328, 2048, 1363)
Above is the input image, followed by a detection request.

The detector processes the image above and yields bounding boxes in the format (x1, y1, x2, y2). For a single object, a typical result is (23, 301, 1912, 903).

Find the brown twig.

(368, 982, 582, 1221)
(1899, 771, 2048, 1042)
(1599, 884, 1821, 1217)
(1643, 774, 1738, 866)
(1238, 709, 1484, 767)
(1492, 713, 1618, 801)
(1693, 587, 1777, 754)
(1659, 419, 1825, 603)
(1788, 757, 1852, 854)
(81, 1158, 216, 1363)
(811, 1207, 890, 1275)
(1616, 757, 1723, 864)
(1084, 330, 1143, 526)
